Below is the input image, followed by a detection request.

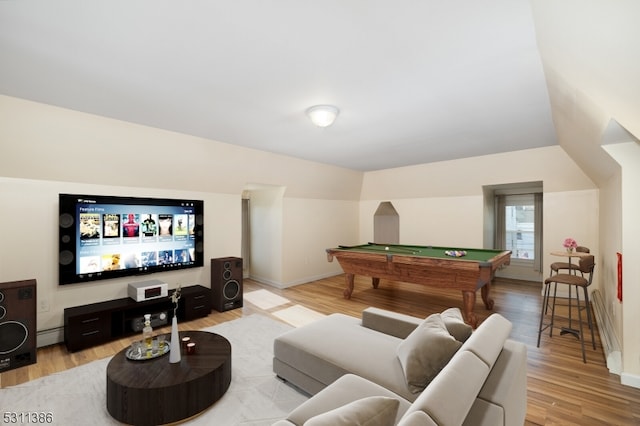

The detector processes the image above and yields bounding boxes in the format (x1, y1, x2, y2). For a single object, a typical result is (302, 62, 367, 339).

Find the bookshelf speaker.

(0, 279, 37, 373)
(211, 257, 243, 312)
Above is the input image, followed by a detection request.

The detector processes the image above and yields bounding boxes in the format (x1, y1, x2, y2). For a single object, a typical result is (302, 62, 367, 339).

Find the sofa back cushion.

(405, 350, 490, 426)
(361, 307, 422, 339)
(459, 314, 512, 369)
(464, 339, 528, 426)
(397, 314, 462, 394)
(304, 396, 399, 426)
(397, 411, 438, 426)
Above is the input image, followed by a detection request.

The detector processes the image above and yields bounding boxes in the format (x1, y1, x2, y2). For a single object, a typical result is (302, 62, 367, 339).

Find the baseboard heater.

(591, 289, 622, 375)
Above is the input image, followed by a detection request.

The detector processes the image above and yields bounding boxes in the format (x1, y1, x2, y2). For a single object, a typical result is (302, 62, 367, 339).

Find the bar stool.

(549, 245, 590, 276)
(537, 254, 596, 363)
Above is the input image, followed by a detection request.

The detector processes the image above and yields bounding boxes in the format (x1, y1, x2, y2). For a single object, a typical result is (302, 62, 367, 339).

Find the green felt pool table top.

(331, 243, 509, 262)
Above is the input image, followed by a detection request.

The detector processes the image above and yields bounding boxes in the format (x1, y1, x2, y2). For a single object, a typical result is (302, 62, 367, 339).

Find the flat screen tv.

(59, 193, 204, 285)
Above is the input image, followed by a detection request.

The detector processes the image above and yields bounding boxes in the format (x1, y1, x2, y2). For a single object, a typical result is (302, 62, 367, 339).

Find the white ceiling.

(0, 0, 557, 171)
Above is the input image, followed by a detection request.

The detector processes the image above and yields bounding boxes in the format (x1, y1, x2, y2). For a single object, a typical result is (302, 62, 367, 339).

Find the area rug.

(1, 315, 308, 425)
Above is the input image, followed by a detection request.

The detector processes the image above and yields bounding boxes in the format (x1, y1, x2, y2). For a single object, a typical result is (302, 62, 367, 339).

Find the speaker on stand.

(211, 257, 243, 312)
(0, 279, 37, 374)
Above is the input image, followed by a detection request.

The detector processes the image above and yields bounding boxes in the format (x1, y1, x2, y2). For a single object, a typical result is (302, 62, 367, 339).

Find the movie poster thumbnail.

(122, 213, 140, 238)
(158, 250, 174, 265)
(141, 251, 157, 267)
(174, 214, 188, 239)
(121, 252, 141, 269)
(141, 214, 158, 238)
(103, 213, 121, 238)
(101, 253, 122, 271)
(79, 213, 101, 240)
(188, 214, 195, 236)
(79, 256, 100, 274)
(158, 214, 173, 240)
(175, 249, 191, 263)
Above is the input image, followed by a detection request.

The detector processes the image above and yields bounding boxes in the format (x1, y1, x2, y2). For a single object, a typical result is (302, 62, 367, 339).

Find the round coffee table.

(106, 330, 231, 426)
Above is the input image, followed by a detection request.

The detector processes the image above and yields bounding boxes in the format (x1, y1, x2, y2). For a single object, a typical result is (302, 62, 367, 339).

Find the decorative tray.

(125, 340, 170, 361)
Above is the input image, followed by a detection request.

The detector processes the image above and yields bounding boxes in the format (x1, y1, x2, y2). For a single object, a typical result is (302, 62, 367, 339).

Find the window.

(504, 199, 535, 260)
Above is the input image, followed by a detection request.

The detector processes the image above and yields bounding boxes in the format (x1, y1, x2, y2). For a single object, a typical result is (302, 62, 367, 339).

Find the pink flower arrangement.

(563, 238, 578, 249)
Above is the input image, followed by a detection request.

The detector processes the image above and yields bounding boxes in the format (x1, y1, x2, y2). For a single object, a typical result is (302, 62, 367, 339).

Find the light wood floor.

(2, 275, 640, 425)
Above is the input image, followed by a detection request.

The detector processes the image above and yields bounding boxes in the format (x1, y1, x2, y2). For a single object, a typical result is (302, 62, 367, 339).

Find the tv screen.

(59, 194, 204, 285)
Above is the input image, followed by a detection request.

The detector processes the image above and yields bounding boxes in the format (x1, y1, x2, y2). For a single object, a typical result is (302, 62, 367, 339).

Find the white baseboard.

(249, 272, 341, 289)
(621, 372, 640, 389)
(37, 326, 64, 348)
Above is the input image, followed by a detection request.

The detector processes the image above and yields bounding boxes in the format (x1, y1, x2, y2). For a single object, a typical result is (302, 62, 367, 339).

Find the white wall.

(360, 196, 483, 248)
(245, 186, 361, 288)
(282, 197, 359, 287)
(247, 186, 285, 285)
(597, 170, 623, 347)
(603, 142, 640, 384)
(542, 189, 599, 279)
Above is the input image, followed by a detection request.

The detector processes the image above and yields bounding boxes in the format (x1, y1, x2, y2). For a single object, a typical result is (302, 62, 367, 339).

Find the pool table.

(326, 243, 511, 328)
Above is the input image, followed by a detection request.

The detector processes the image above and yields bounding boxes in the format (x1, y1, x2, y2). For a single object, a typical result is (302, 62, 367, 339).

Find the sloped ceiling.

(0, 0, 558, 171)
(530, 0, 640, 185)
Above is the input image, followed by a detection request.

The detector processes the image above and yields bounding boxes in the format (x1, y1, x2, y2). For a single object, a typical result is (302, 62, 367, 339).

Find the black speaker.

(59, 212, 75, 266)
(211, 257, 243, 312)
(0, 279, 37, 373)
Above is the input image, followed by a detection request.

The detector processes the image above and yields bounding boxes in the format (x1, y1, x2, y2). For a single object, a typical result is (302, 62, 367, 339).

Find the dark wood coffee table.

(106, 330, 231, 426)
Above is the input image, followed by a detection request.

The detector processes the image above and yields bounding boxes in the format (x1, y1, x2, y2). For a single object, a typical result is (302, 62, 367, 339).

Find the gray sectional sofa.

(272, 307, 527, 426)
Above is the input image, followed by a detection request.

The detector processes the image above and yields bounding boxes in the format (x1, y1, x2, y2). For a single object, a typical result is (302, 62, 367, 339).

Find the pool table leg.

(481, 283, 495, 310)
(461, 284, 495, 328)
(343, 274, 355, 299)
(343, 275, 380, 298)
(461, 291, 479, 328)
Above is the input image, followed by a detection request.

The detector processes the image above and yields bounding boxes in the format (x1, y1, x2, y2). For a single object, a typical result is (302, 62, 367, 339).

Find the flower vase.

(566, 247, 574, 254)
(169, 316, 181, 363)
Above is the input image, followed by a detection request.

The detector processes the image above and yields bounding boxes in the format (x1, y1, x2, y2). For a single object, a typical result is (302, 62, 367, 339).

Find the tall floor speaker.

(211, 257, 243, 312)
(0, 279, 37, 373)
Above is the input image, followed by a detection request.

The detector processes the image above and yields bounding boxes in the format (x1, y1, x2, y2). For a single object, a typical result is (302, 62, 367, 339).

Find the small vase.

(566, 247, 574, 254)
(169, 316, 181, 363)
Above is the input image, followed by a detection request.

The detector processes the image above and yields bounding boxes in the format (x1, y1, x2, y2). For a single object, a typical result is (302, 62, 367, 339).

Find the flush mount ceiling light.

(306, 104, 339, 127)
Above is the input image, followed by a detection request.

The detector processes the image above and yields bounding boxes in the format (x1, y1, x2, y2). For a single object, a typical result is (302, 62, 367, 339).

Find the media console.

(64, 285, 211, 352)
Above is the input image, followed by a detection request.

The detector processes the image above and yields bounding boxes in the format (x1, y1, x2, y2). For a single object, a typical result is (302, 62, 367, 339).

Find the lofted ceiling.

(0, 0, 558, 171)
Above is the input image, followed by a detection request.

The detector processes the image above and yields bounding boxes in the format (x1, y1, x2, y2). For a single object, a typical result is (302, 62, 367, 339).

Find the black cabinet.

(182, 288, 212, 320)
(64, 285, 211, 352)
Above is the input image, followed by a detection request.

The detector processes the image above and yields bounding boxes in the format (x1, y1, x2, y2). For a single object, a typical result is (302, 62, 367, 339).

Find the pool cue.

(366, 242, 419, 254)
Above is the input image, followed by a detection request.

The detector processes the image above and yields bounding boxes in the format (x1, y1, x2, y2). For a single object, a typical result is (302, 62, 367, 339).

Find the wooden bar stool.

(538, 254, 596, 363)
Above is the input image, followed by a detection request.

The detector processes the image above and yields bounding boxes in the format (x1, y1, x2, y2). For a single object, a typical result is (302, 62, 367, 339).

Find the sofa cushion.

(459, 313, 512, 369)
(362, 307, 422, 339)
(286, 374, 411, 426)
(463, 398, 504, 426)
(441, 307, 473, 342)
(464, 339, 528, 426)
(304, 396, 399, 426)
(274, 313, 414, 401)
(396, 313, 462, 394)
(397, 411, 438, 426)
(405, 350, 490, 426)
